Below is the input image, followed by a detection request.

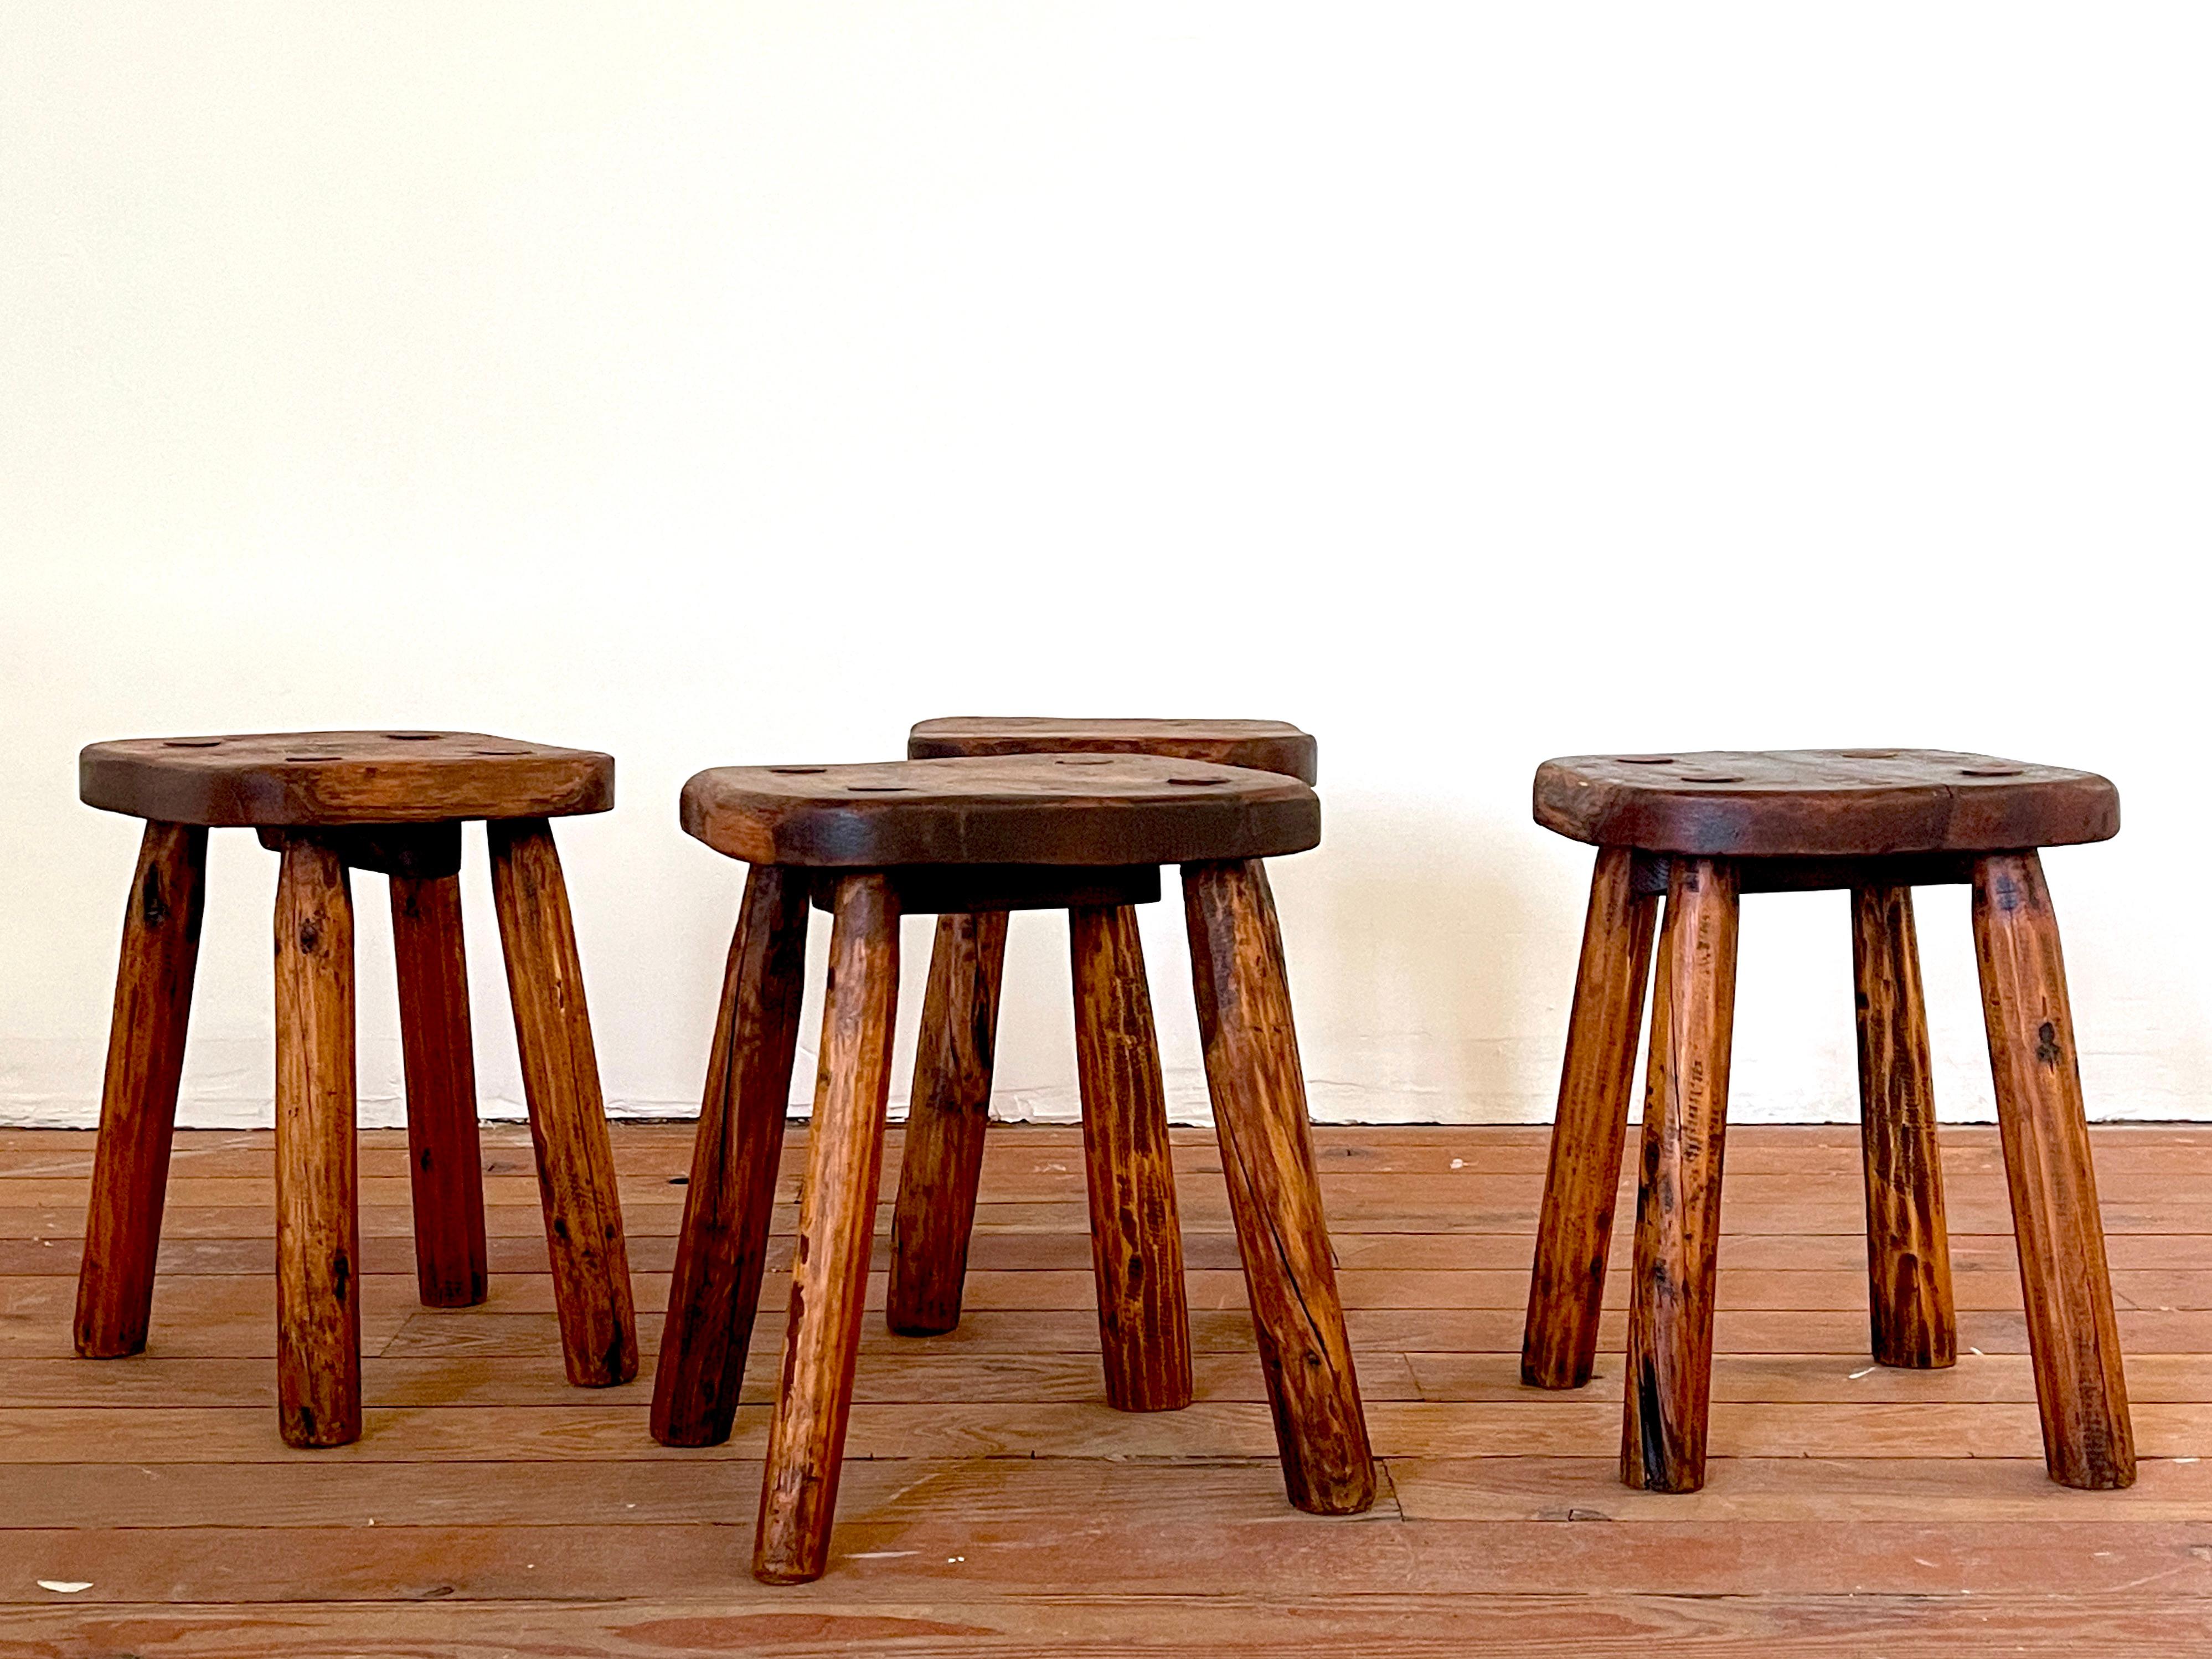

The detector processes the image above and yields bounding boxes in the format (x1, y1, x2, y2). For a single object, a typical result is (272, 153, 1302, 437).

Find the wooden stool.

(1520, 749, 2135, 1493)
(651, 753, 1373, 1584)
(890, 718, 1317, 1377)
(75, 731, 638, 1447)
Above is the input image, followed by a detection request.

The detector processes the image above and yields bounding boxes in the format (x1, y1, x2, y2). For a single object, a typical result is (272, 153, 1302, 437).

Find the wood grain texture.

(1534, 750, 2118, 857)
(1972, 851, 2136, 1489)
(1621, 857, 1739, 1493)
(8, 1121, 2212, 1648)
(680, 755, 1319, 869)
(1850, 883, 1954, 1369)
(1070, 903, 1193, 1412)
(272, 834, 362, 1448)
(389, 872, 487, 1309)
(909, 717, 1319, 784)
(652, 866, 811, 1446)
(1183, 858, 1374, 1514)
(74, 822, 207, 1359)
(755, 873, 901, 1584)
(487, 818, 637, 1390)
(80, 731, 613, 826)
(1523, 848, 1658, 1389)
(18, 1595, 2212, 1658)
(886, 911, 1008, 1337)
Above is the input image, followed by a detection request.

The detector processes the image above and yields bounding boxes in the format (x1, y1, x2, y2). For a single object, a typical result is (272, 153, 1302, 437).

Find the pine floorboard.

(6, 1121, 2212, 1656)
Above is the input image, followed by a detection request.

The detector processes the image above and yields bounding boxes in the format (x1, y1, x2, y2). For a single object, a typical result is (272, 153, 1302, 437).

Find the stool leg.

(1070, 903, 1192, 1413)
(75, 822, 208, 1358)
(1850, 882, 1955, 1369)
(390, 873, 488, 1309)
(1182, 859, 1374, 1514)
(652, 865, 812, 1447)
(273, 835, 362, 1448)
(487, 818, 637, 1388)
(1523, 847, 1659, 1389)
(885, 911, 1008, 1336)
(1971, 852, 2134, 1490)
(1621, 856, 1738, 1493)
(756, 873, 900, 1584)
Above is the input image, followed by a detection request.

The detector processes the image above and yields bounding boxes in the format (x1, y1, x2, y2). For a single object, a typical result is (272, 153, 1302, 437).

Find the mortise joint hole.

(1168, 776, 1229, 786)
(472, 749, 529, 756)
(162, 739, 223, 748)
(1960, 766, 2023, 777)
(1615, 755, 1675, 765)
(769, 766, 828, 775)
(285, 754, 342, 762)
(1055, 757, 1114, 765)
(1839, 749, 1899, 759)
(845, 784, 913, 792)
(384, 733, 441, 741)
(1678, 774, 1744, 784)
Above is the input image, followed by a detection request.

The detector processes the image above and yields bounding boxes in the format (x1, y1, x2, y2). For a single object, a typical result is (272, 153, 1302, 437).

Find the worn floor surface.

(4, 1121, 2211, 1656)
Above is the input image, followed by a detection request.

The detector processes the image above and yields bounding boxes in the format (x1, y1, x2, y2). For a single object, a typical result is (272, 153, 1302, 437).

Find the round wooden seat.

(679, 755, 1319, 868)
(1535, 749, 2117, 858)
(908, 718, 1318, 784)
(79, 731, 613, 827)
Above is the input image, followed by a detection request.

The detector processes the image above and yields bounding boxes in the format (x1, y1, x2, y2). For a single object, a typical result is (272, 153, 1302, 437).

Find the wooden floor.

(8, 1122, 2212, 1655)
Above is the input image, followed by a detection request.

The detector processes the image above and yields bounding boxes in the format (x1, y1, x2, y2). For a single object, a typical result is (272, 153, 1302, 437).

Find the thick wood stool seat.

(75, 731, 636, 1449)
(909, 716, 1319, 782)
(652, 750, 1373, 1584)
(1521, 747, 2134, 1495)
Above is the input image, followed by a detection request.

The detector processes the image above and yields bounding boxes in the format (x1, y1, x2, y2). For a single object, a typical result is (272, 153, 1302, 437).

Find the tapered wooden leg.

(1850, 882, 1955, 1369)
(1972, 851, 2134, 1490)
(1621, 857, 1739, 1493)
(652, 865, 812, 1447)
(885, 911, 1008, 1336)
(1523, 847, 1659, 1389)
(274, 835, 362, 1448)
(390, 872, 487, 1309)
(756, 874, 900, 1584)
(1070, 903, 1192, 1413)
(488, 818, 637, 1389)
(1183, 859, 1374, 1514)
(75, 822, 208, 1359)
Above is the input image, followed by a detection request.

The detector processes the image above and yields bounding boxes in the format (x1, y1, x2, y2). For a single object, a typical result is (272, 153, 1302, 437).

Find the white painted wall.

(6, 4, 2210, 1133)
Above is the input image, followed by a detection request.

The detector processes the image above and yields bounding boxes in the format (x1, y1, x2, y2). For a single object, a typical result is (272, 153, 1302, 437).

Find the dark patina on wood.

(909, 717, 1318, 785)
(680, 755, 1318, 869)
(83, 731, 613, 827)
(73, 730, 636, 1451)
(1536, 750, 2117, 859)
(1524, 746, 2134, 1496)
(658, 745, 1373, 1584)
